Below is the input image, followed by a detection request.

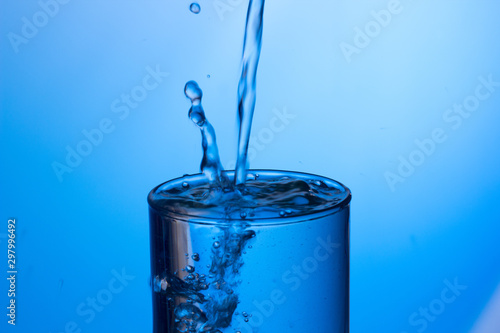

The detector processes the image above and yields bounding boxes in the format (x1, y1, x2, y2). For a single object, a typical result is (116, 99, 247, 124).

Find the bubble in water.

(186, 265, 195, 273)
(207, 74, 211, 78)
(182, 182, 189, 188)
(189, 3, 201, 14)
(240, 211, 247, 219)
(213, 241, 221, 249)
(285, 209, 292, 214)
(279, 210, 286, 217)
(192, 253, 200, 261)
(242, 312, 248, 317)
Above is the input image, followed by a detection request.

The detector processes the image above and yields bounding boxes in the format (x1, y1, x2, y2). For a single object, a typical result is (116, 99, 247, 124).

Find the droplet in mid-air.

(190, 3, 201, 14)
(184, 81, 202, 104)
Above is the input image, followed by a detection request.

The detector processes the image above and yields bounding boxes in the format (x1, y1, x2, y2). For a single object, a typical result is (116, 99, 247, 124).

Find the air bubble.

(182, 182, 189, 188)
(213, 241, 221, 248)
(285, 209, 292, 214)
(191, 253, 200, 261)
(240, 211, 247, 219)
(185, 265, 195, 273)
(189, 3, 201, 14)
(279, 210, 286, 217)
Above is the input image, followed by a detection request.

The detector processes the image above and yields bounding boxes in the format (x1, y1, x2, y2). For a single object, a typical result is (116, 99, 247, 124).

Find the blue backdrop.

(1, 1, 500, 332)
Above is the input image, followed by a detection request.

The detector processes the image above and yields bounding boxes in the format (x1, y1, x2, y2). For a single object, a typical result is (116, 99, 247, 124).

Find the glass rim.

(147, 169, 351, 226)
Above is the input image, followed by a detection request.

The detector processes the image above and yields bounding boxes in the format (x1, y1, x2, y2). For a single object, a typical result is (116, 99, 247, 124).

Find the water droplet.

(213, 241, 221, 248)
(182, 182, 189, 188)
(184, 81, 202, 103)
(242, 312, 248, 317)
(186, 274, 195, 280)
(189, 3, 201, 14)
(279, 210, 286, 217)
(240, 211, 247, 219)
(244, 318, 249, 322)
(191, 253, 200, 261)
(185, 265, 195, 273)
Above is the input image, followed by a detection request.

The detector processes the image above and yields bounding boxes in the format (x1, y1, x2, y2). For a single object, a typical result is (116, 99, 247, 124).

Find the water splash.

(169, 1, 267, 331)
(235, 0, 266, 186)
(185, 81, 226, 187)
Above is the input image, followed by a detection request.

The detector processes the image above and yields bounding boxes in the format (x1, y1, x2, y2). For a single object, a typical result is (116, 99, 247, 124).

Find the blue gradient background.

(1, 1, 500, 332)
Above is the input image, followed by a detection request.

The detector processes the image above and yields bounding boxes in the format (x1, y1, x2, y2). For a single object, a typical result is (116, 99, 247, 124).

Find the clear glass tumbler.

(148, 170, 351, 333)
